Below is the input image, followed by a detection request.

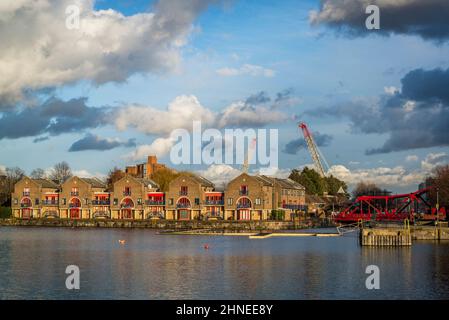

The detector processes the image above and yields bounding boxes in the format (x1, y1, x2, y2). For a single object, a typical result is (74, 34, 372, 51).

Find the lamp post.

(436, 187, 440, 224)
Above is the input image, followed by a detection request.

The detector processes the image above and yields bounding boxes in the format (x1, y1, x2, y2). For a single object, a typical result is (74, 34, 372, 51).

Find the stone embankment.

(0, 218, 335, 231)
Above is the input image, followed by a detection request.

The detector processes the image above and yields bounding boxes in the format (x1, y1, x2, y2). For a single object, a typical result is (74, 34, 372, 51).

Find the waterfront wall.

(0, 218, 332, 231)
(361, 225, 449, 246)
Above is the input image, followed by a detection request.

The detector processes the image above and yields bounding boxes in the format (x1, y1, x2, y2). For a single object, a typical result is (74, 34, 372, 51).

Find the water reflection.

(0, 227, 448, 299)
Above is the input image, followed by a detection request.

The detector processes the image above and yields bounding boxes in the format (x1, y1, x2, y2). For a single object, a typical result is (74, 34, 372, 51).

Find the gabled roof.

(32, 178, 59, 189)
(135, 177, 160, 189)
(80, 177, 106, 189)
(179, 173, 215, 188)
(273, 178, 305, 190)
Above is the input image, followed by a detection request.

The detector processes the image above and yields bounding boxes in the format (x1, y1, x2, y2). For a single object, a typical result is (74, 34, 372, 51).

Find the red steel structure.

(334, 187, 446, 223)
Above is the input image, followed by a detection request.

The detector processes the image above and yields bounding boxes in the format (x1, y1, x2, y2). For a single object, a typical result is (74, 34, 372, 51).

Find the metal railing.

(239, 190, 249, 196)
(22, 192, 30, 196)
(123, 191, 131, 196)
(204, 200, 224, 205)
(42, 200, 59, 205)
(92, 200, 110, 205)
(71, 192, 79, 196)
(237, 203, 251, 209)
(145, 200, 165, 205)
(20, 203, 32, 208)
(179, 191, 188, 196)
(177, 203, 191, 208)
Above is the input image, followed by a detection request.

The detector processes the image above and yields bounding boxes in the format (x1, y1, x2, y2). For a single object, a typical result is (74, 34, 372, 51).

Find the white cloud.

(328, 164, 425, 188)
(216, 64, 275, 77)
(421, 152, 449, 172)
(406, 155, 418, 162)
(384, 86, 399, 95)
(115, 95, 216, 136)
(0, 0, 213, 104)
(72, 169, 106, 180)
(120, 94, 289, 161)
(197, 164, 241, 187)
(217, 101, 288, 128)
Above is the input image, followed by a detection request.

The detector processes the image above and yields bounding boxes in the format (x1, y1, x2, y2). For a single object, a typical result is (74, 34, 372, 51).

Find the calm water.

(0, 226, 448, 300)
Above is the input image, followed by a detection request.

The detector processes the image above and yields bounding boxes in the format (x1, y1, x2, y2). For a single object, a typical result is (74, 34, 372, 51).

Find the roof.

(135, 177, 160, 189)
(80, 178, 106, 189)
(32, 178, 59, 189)
(274, 178, 305, 190)
(179, 173, 215, 188)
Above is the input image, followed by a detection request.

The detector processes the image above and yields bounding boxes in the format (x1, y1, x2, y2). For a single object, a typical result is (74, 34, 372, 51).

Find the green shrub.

(0, 207, 12, 219)
(270, 209, 285, 221)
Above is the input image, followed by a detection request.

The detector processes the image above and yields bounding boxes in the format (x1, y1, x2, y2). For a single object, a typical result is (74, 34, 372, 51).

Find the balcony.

(92, 200, 110, 205)
(237, 203, 251, 209)
(42, 200, 59, 206)
(179, 191, 188, 196)
(239, 190, 249, 196)
(204, 200, 224, 205)
(123, 191, 132, 196)
(71, 192, 79, 196)
(145, 200, 165, 205)
(69, 203, 80, 208)
(22, 192, 30, 196)
(177, 203, 191, 208)
(282, 204, 307, 211)
(121, 204, 133, 208)
(20, 203, 32, 208)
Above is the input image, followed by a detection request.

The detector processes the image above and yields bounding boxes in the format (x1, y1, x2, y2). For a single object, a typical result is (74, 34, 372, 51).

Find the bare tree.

(0, 167, 25, 206)
(352, 181, 384, 199)
(49, 161, 72, 183)
(30, 168, 46, 179)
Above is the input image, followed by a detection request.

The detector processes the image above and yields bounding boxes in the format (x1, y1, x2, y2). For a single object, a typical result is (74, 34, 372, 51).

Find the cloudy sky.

(1, 0, 449, 193)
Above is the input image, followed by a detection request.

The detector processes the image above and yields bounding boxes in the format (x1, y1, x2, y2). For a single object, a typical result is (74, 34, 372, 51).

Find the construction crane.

(241, 138, 257, 174)
(299, 122, 329, 178)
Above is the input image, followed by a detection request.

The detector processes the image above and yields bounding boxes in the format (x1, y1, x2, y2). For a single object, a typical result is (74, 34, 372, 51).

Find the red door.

(122, 209, 132, 219)
(22, 208, 31, 219)
(70, 208, 80, 219)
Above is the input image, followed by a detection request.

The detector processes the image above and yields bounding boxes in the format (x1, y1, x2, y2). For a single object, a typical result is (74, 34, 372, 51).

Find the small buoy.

(118, 240, 126, 244)
(203, 244, 210, 250)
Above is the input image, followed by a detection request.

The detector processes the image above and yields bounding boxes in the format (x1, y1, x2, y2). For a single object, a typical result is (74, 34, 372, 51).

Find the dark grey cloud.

(310, 0, 449, 41)
(33, 136, 49, 143)
(401, 68, 449, 104)
(0, 97, 112, 140)
(68, 134, 136, 152)
(244, 88, 298, 110)
(284, 132, 333, 155)
(244, 91, 271, 106)
(306, 67, 449, 154)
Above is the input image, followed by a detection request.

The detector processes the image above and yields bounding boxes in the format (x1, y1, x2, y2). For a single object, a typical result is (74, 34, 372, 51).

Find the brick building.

(125, 155, 167, 179)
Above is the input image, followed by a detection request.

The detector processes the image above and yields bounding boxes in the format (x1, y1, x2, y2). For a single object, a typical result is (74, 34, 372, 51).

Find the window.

(85, 198, 89, 205)
(124, 187, 131, 196)
(169, 198, 174, 205)
(62, 198, 66, 205)
(239, 185, 248, 195)
(71, 187, 79, 196)
(227, 198, 233, 205)
(195, 198, 200, 205)
(35, 198, 39, 205)
(255, 198, 261, 205)
(23, 188, 30, 196)
(14, 198, 18, 205)
(180, 186, 188, 195)
(114, 198, 118, 205)
(137, 198, 142, 205)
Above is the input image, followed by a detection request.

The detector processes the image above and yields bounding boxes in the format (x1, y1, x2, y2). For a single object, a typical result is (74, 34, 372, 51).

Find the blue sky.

(1, 0, 449, 192)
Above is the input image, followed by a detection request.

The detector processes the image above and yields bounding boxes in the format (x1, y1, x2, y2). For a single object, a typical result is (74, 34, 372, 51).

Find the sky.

(1, 0, 449, 193)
